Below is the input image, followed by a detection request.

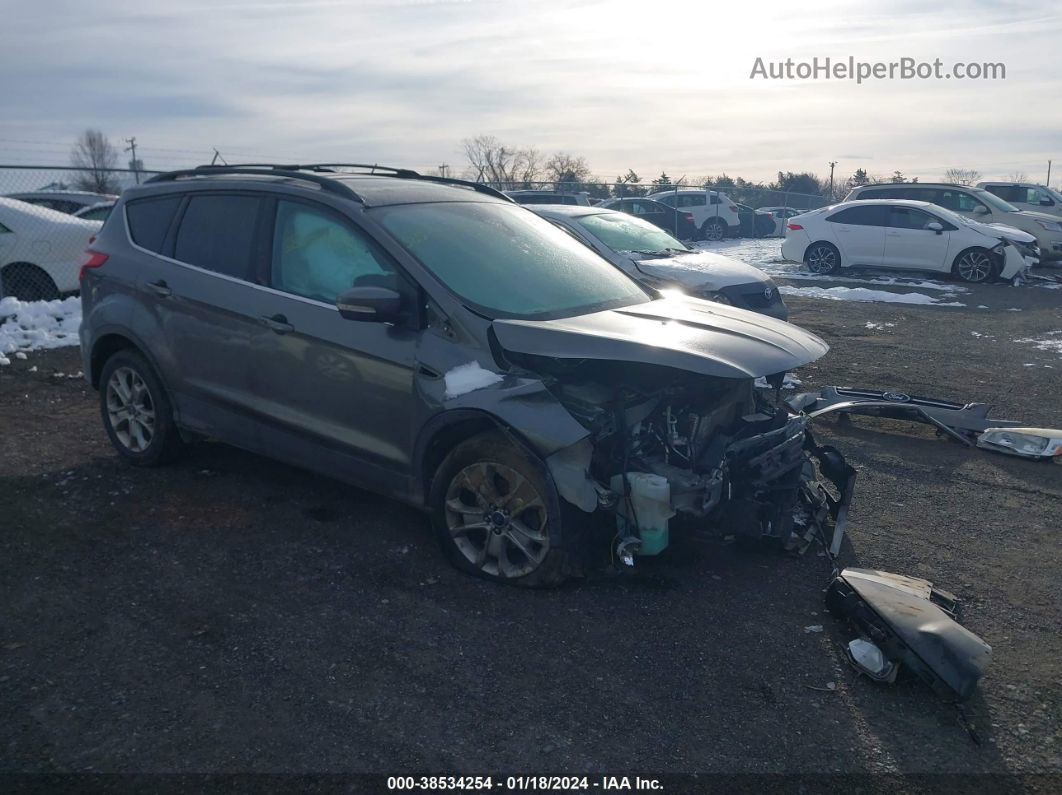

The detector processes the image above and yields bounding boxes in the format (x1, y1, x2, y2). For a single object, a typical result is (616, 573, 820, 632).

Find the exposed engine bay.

(516, 356, 856, 558)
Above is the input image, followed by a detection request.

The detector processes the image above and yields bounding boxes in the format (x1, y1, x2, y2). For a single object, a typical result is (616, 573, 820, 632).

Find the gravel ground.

(1, 269, 1060, 789)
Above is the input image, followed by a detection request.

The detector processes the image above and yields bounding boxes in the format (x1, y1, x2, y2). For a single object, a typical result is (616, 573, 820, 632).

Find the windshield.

(575, 212, 689, 255)
(374, 202, 650, 320)
(973, 189, 1020, 213)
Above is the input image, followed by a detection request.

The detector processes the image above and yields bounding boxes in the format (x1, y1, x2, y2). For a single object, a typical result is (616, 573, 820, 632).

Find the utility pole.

(438, 163, 450, 178)
(124, 137, 141, 184)
(1047, 160, 1052, 187)
(828, 161, 837, 199)
(211, 149, 228, 166)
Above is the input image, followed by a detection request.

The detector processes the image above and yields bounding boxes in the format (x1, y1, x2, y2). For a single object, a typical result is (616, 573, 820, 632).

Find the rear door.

(132, 191, 267, 446)
(824, 205, 887, 264)
(239, 197, 419, 491)
(883, 206, 952, 270)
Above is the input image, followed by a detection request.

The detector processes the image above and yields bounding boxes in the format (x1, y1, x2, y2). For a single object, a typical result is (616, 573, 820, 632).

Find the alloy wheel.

(444, 461, 550, 578)
(703, 221, 725, 242)
(105, 366, 156, 453)
(806, 245, 838, 274)
(956, 250, 993, 282)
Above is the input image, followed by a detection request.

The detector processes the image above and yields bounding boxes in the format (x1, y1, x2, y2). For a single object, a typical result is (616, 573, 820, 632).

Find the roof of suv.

(850, 182, 988, 191)
(135, 164, 512, 208)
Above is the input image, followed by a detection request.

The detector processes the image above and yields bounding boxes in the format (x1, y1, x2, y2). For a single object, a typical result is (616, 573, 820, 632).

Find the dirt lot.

(1, 278, 1060, 788)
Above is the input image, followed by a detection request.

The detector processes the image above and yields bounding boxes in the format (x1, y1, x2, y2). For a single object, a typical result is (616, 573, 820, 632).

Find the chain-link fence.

(0, 164, 828, 300)
(0, 165, 163, 301)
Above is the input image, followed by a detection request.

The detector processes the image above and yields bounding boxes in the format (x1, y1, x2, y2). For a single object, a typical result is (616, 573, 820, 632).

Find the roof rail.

(145, 163, 514, 203)
(277, 164, 513, 201)
(144, 166, 362, 201)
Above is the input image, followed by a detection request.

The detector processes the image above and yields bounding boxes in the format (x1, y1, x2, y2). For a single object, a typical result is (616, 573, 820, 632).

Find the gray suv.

(80, 164, 848, 586)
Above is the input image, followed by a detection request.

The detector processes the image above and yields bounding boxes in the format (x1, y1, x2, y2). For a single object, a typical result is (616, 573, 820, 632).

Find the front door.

(241, 197, 418, 494)
(882, 206, 952, 270)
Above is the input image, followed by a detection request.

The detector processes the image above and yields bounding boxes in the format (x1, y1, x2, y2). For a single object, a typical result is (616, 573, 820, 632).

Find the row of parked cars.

(505, 189, 803, 241)
(781, 181, 1061, 283)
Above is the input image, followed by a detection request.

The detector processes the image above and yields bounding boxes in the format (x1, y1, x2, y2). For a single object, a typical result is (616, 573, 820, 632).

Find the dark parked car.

(733, 203, 775, 238)
(80, 163, 845, 587)
(598, 197, 698, 240)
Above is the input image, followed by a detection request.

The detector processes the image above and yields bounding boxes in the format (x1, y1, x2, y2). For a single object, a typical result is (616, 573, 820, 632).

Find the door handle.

(146, 279, 172, 297)
(260, 314, 294, 334)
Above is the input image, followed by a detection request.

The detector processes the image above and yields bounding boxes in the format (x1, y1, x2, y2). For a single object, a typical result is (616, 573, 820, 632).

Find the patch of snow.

(864, 321, 896, 330)
(977, 305, 990, 309)
(778, 285, 965, 306)
(1015, 331, 1062, 357)
(1006, 308, 1022, 312)
(0, 296, 82, 357)
(444, 361, 504, 398)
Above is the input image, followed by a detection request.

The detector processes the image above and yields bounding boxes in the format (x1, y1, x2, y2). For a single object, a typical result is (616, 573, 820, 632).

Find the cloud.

(1, 0, 1060, 183)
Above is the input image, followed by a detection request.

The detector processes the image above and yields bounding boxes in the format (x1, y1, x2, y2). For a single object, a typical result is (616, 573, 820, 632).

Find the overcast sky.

(3, 0, 1060, 186)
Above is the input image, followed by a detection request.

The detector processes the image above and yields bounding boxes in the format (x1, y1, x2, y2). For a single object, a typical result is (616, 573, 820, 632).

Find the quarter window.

(271, 200, 396, 303)
(126, 196, 181, 254)
(174, 195, 261, 279)
(930, 190, 988, 214)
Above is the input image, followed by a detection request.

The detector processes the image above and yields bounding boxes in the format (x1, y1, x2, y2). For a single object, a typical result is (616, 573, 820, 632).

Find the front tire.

(805, 242, 840, 274)
(700, 218, 727, 242)
(952, 247, 999, 283)
(99, 350, 183, 466)
(429, 431, 578, 587)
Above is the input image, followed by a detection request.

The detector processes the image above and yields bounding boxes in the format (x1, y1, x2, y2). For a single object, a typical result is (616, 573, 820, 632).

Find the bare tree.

(462, 135, 542, 188)
(70, 129, 120, 193)
(544, 152, 592, 189)
(943, 167, 982, 185)
(1006, 171, 1029, 183)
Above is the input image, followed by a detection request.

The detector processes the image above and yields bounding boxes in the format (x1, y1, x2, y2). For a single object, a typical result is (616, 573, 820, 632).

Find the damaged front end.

(520, 356, 856, 559)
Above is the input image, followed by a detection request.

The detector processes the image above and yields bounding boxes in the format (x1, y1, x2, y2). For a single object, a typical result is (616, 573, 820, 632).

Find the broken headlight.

(977, 427, 1062, 460)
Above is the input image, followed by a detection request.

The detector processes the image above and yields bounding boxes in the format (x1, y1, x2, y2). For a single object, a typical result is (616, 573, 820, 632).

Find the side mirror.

(1040, 197, 1054, 206)
(974, 205, 990, 215)
(336, 286, 402, 322)
(926, 221, 944, 234)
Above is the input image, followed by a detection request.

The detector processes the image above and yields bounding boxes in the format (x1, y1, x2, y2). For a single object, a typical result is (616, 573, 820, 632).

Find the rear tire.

(1, 263, 60, 301)
(952, 247, 999, 283)
(429, 431, 580, 587)
(99, 350, 183, 466)
(700, 218, 727, 242)
(804, 242, 840, 275)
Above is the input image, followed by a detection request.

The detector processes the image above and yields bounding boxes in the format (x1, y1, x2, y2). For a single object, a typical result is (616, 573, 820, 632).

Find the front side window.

(969, 189, 1017, 213)
(1029, 188, 1053, 205)
(375, 201, 649, 320)
(888, 207, 935, 230)
(575, 212, 688, 255)
(174, 194, 261, 279)
(272, 201, 395, 303)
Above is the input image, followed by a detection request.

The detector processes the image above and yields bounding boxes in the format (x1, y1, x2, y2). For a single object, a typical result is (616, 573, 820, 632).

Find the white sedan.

(781, 199, 1039, 283)
(0, 198, 102, 300)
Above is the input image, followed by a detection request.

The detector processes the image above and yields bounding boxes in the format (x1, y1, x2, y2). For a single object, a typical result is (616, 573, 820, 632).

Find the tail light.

(682, 212, 695, 223)
(79, 250, 108, 281)
(787, 223, 803, 231)
(728, 205, 738, 212)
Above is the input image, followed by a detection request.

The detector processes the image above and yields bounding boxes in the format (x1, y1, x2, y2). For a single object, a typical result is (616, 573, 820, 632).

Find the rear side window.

(126, 196, 181, 253)
(174, 195, 261, 279)
(827, 205, 886, 226)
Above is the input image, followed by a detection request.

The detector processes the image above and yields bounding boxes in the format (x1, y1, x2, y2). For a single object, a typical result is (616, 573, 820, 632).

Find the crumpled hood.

(630, 250, 773, 291)
(973, 220, 1037, 243)
(493, 295, 828, 379)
